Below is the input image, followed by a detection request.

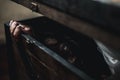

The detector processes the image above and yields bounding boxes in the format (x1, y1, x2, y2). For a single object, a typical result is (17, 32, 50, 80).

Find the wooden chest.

(5, 17, 111, 80)
(5, 0, 120, 80)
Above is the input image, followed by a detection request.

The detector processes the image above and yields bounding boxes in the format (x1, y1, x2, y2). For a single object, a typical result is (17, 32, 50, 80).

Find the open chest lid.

(11, 0, 120, 34)
(11, 0, 120, 51)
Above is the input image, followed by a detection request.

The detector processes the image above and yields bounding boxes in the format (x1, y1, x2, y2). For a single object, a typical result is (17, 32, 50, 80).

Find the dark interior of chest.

(17, 17, 112, 80)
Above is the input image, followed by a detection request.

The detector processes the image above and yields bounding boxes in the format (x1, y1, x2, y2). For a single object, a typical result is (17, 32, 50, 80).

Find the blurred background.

(0, 0, 41, 80)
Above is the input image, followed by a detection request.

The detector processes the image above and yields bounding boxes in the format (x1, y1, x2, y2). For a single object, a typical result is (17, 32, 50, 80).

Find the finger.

(10, 21, 19, 34)
(18, 24, 25, 29)
(21, 25, 31, 34)
(13, 25, 21, 38)
(9, 20, 14, 26)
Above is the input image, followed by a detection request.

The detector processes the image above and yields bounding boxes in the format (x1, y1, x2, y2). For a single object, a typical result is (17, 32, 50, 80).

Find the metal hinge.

(30, 2, 38, 12)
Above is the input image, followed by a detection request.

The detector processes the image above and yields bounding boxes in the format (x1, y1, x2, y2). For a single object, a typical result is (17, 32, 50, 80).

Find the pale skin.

(9, 20, 31, 39)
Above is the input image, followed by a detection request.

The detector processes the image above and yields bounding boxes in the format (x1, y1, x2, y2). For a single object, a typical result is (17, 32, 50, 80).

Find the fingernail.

(25, 27, 30, 31)
(9, 20, 14, 26)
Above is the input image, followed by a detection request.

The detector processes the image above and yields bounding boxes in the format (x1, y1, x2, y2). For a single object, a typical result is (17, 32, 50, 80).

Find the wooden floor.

(0, 44, 9, 80)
